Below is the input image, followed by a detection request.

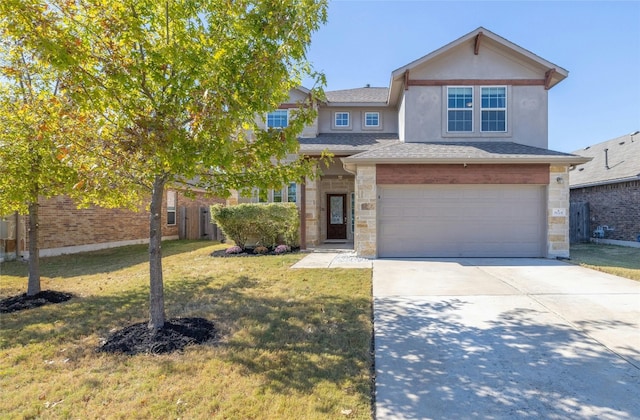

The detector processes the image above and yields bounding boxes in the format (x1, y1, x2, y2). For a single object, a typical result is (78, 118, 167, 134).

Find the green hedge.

(210, 203, 300, 249)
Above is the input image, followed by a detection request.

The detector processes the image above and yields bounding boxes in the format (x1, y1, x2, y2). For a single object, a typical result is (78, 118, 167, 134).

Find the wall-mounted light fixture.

(556, 176, 564, 184)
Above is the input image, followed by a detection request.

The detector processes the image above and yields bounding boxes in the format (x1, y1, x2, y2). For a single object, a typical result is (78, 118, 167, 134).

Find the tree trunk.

(148, 175, 166, 330)
(27, 201, 41, 296)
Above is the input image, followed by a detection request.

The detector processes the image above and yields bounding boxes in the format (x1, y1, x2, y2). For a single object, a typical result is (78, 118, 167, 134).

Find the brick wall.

(377, 164, 550, 185)
(570, 181, 640, 242)
(29, 190, 223, 252)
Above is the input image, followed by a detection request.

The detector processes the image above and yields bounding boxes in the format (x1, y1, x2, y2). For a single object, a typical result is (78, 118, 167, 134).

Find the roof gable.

(388, 27, 568, 105)
(570, 131, 640, 188)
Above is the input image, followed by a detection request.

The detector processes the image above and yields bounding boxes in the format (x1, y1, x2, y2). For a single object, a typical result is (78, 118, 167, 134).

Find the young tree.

(0, 28, 81, 296)
(3, 0, 328, 329)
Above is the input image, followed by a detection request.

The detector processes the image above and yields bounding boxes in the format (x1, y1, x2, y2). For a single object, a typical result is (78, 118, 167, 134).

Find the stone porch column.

(355, 164, 377, 258)
(304, 176, 320, 246)
(547, 165, 570, 258)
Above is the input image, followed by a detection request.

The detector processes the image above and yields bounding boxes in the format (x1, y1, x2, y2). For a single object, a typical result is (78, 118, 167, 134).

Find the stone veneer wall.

(304, 177, 321, 246)
(354, 165, 377, 258)
(547, 165, 570, 258)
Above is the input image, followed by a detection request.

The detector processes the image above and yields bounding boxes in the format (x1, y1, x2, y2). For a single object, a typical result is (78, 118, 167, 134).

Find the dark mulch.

(211, 247, 300, 258)
(97, 317, 217, 355)
(0, 290, 74, 314)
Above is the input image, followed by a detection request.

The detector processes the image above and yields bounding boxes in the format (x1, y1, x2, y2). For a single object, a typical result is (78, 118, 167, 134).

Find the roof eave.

(342, 156, 591, 165)
(325, 102, 388, 107)
(570, 175, 640, 189)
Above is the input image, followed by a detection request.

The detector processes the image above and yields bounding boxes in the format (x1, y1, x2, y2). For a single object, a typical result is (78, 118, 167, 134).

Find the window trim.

(480, 86, 507, 133)
(332, 111, 351, 130)
(166, 190, 177, 226)
(442, 85, 512, 138)
(266, 109, 289, 129)
(363, 111, 381, 130)
(446, 86, 474, 133)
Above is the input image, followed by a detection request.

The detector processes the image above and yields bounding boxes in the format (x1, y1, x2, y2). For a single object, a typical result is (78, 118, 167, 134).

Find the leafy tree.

(0, 26, 82, 296)
(2, 0, 328, 329)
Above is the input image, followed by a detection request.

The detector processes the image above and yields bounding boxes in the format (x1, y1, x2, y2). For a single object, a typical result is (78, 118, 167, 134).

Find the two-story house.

(227, 27, 590, 259)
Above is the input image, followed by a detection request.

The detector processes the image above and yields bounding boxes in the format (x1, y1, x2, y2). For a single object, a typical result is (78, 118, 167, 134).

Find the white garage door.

(378, 185, 545, 258)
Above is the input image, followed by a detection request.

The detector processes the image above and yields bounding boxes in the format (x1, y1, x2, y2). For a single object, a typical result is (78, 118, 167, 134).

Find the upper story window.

(266, 110, 288, 128)
(447, 87, 473, 132)
(334, 112, 350, 128)
(364, 112, 380, 128)
(481, 87, 507, 132)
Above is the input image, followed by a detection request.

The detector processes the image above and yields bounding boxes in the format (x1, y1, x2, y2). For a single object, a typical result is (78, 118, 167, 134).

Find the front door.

(327, 194, 347, 240)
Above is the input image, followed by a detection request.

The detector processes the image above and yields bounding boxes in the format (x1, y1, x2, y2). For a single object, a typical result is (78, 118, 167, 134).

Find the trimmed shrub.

(211, 203, 300, 249)
(254, 246, 268, 255)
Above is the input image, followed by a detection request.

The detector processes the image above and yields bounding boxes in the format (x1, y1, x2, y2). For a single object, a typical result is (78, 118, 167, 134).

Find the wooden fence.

(178, 206, 224, 241)
(569, 201, 590, 243)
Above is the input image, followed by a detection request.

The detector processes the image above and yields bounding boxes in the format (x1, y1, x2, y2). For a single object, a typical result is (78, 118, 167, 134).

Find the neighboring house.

(229, 27, 590, 258)
(0, 190, 223, 261)
(569, 131, 640, 245)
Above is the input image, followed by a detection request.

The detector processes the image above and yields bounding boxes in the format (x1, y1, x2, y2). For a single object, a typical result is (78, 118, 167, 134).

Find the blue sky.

(304, 1, 640, 153)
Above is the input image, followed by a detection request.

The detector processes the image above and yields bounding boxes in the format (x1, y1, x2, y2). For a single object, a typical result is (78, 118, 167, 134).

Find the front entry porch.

(302, 163, 355, 247)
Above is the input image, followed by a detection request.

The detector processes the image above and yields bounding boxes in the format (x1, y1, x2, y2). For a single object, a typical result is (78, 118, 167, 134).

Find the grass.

(0, 241, 373, 419)
(570, 243, 640, 281)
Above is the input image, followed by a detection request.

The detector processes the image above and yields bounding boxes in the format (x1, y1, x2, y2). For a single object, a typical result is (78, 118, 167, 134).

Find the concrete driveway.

(373, 258, 640, 419)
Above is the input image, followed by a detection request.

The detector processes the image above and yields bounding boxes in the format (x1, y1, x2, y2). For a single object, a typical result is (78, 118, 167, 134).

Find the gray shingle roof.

(324, 87, 389, 103)
(570, 132, 640, 188)
(343, 141, 589, 164)
(298, 133, 399, 154)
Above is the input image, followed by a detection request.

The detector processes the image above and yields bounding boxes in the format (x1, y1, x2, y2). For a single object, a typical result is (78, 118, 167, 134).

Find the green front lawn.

(0, 241, 373, 419)
(570, 243, 640, 281)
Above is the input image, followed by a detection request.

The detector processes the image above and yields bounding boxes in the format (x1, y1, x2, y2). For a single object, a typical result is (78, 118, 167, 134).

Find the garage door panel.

(378, 185, 544, 258)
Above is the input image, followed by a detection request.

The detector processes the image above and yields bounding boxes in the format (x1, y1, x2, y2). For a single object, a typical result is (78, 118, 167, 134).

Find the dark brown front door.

(327, 194, 347, 240)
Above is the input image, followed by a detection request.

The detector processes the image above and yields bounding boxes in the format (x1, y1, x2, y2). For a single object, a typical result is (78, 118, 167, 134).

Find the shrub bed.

(211, 203, 300, 251)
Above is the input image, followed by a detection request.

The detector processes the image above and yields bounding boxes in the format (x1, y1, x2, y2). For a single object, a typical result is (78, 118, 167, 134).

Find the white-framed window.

(266, 110, 288, 128)
(481, 86, 507, 132)
(287, 183, 297, 203)
(364, 112, 380, 128)
(447, 87, 473, 132)
(334, 112, 350, 128)
(253, 184, 298, 204)
(166, 190, 177, 226)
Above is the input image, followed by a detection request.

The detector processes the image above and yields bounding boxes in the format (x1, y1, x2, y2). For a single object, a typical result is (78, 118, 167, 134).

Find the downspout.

(604, 148, 609, 170)
(14, 211, 19, 258)
(300, 181, 306, 250)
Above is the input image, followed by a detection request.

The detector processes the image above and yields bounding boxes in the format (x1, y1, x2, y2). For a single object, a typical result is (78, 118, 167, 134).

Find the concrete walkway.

(290, 247, 372, 269)
(373, 258, 640, 419)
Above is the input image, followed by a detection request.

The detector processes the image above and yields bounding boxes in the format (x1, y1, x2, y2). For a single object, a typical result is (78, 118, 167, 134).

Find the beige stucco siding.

(401, 84, 548, 148)
(318, 107, 398, 133)
(409, 41, 544, 80)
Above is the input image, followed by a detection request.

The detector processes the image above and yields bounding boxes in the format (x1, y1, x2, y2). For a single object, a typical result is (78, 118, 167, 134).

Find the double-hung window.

(334, 112, 350, 128)
(481, 87, 507, 132)
(266, 110, 288, 128)
(364, 112, 380, 128)
(447, 87, 473, 132)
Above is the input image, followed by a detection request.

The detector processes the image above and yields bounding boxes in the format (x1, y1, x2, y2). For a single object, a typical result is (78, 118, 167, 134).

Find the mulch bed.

(210, 248, 300, 258)
(0, 290, 74, 314)
(97, 317, 218, 355)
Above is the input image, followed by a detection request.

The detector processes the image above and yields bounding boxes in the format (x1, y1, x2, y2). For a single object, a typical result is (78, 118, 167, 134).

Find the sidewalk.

(291, 248, 372, 269)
